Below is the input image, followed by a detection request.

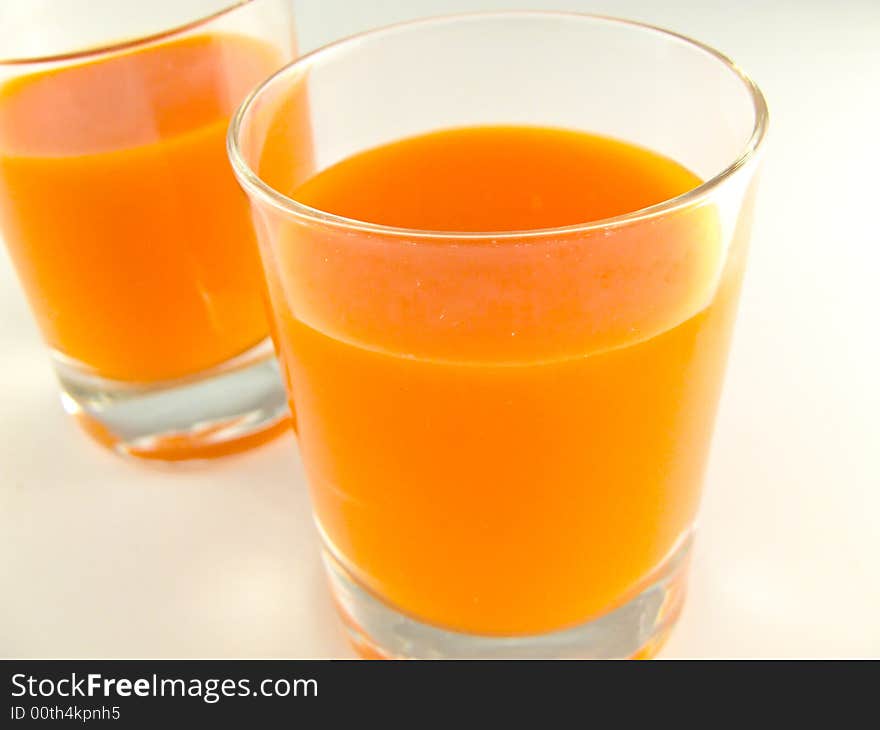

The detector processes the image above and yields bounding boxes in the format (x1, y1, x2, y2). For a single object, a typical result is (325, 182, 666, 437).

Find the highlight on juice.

(0, 0, 299, 459)
(230, 13, 768, 659)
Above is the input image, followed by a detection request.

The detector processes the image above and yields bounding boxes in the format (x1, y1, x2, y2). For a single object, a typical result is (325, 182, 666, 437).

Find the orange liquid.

(270, 126, 746, 635)
(0, 34, 283, 382)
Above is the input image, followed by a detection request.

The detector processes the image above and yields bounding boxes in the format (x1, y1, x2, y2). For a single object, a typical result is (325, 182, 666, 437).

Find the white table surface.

(1, 0, 878, 659)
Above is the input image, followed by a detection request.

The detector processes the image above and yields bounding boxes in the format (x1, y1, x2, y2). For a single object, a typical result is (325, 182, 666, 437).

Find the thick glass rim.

(0, 0, 254, 66)
(228, 11, 769, 241)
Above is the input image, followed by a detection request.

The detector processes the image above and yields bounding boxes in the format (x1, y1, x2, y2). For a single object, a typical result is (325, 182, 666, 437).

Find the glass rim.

(0, 0, 255, 66)
(228, 10, 770, 241)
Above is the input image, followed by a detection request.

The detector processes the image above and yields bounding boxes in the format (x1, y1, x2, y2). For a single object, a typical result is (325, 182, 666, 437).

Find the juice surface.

(272, 126, 744, 635)
(293, 126, 696, 232)
(0, 33, 281, 382)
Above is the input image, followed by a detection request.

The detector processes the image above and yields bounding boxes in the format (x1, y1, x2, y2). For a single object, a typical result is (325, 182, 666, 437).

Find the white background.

(1, 0, 878, 658)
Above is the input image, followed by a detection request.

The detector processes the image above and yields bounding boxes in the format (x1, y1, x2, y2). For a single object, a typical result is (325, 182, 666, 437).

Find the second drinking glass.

(0, 0, 299, 459)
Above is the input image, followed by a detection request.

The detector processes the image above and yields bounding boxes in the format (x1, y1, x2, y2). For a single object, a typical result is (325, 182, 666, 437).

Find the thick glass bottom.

(54, 338, 290, 460)
(324, 533, 691, 659)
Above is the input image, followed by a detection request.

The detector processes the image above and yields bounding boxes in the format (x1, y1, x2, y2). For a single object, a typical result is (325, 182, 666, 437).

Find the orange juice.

(0, 33, 282, 382)
(268, 126, 744, 635)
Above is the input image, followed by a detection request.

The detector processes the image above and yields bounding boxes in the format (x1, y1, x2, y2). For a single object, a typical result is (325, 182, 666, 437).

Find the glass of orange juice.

(229, 12, 768, 658)
(0, 1, 300, 459)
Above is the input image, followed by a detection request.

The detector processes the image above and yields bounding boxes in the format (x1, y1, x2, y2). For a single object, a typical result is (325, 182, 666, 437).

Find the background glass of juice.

(0, 0, 300, 459)
(229, 12, 768, 657)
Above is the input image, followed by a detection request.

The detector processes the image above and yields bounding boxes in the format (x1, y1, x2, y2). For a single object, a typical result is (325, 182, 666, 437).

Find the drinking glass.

(229, 12, 768, 658)
(0, 0, 298, 459)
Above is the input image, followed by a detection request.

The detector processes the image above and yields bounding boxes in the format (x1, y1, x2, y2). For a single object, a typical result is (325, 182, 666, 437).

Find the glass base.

(54, 338, 290, 460)
(324, 533, 691, 659)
